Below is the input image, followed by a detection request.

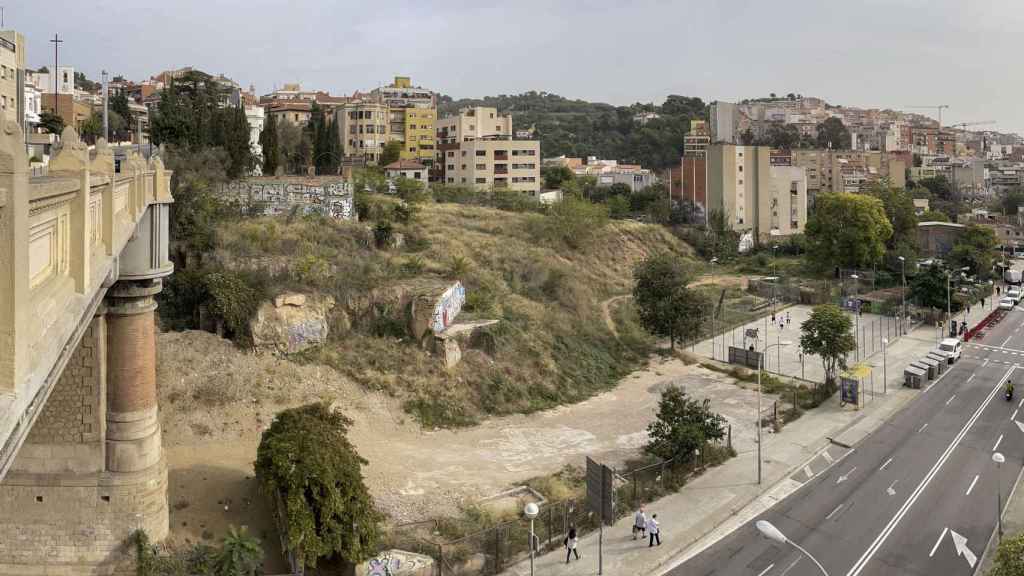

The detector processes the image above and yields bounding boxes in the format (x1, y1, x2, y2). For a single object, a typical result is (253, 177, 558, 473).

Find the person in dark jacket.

(565, 524, 580, 562)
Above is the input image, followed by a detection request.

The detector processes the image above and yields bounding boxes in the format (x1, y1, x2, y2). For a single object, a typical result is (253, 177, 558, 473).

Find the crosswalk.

(963, 342, 1024, 366)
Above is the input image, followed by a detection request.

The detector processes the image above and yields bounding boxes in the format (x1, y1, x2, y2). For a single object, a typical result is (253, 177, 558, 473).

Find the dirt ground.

(157, 328, 767, 567)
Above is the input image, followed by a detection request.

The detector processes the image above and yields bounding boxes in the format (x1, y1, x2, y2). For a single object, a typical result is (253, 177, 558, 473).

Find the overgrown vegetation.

(255, 403, 381, 569)
(645, 384, 727, 462)
(130, 527, 262, 576)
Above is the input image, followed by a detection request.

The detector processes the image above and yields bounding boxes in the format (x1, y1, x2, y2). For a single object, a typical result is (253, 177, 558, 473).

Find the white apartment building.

(245, 104, 265, 174)
(439, 138, 540, 194)
(337, 101, 389, 163)
(0, 30, 24, 125)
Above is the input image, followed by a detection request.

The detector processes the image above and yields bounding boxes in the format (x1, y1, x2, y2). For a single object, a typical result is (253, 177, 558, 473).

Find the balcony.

(494, 151, 509, 161)
(494, 163, 508, 175)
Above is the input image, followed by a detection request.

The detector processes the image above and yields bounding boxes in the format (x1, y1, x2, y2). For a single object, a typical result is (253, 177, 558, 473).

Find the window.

(414, 172, 421, 179)
(447, 164, 454, 170)
(461, 150, 467, 157)
(461, 177, 467, 183)
(469, 124, 475, 130)
(447, 177, 454, 183)
(461, 164, 467, 170)
(496, 125, 502, 131)
(359, 125, 364, 134)
(476, 150, 486, 156)
(447, 151, 455, 157)
(476, 163, 486, 170)
(738, 165, 743, 173)
(409, 147, 415, 152)
(349, 125, 356, 134)
(476, 177, 487, 184)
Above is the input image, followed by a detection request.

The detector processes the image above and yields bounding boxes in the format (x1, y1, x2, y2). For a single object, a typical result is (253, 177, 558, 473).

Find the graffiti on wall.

(221, 178, 355, 220)
(364, 550, 433, 576)
(431, 281, 466, 334)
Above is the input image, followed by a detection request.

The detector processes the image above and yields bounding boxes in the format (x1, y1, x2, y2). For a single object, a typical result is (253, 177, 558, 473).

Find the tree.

(255, 403, 380, 569)
(79, 112, 103, 144)
(918, 176, 952, 201)
(539, 197, 609, 249)
(1002, 188, 1024, 216)
(39, 110, 65, 135)
(910, 264, 958, 312)
(805, 192, 892, 269)
(799, 304, 855, 386)
(948, 224, 998, 279)
(765, 123, 801, 149)
(378, 140, 402, 166)
(816, 117, 851, 149)
(988, 531, 1024, 576)
(645, 384, 727, 462)
(111, 92, 133, 138)
(633, 253, 709, 350)
(541, 165, 574, 189)
(260, 113, 280, 176)
(867, 183, 918, 250)
(920, 209, 949, 222)
(215, 525, 263, 576)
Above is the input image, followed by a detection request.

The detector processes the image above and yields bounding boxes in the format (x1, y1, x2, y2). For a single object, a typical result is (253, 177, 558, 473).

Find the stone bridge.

(0, 121, 173, 574)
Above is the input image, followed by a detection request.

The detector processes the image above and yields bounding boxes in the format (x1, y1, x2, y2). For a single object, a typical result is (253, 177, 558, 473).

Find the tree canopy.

(867, 183, 918, 251)
(805, 192, 893, 269)
(816, 117, 851, 149)
(948, 224, 998, 279)
(910, 264, 960, 313)
(645, 384, 727, 462)
(633, 253, 709, 349)
(255, 403, 380, 568)
(799, 304, 855, 386)
(378, 140, 402, 167)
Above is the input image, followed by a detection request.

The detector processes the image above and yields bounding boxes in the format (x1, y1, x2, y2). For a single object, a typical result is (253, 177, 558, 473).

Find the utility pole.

(49, 34, 63, 116)
(102, 70, 109, 142)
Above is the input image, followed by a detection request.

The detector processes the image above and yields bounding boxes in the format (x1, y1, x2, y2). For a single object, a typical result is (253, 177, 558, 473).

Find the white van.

(1010, 287, 1023, 304)
(936, 338, 963, 364)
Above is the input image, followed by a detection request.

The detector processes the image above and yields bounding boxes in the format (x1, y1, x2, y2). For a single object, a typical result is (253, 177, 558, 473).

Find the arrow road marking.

(994, 434, 1005, 452)
(837, 466, 857, 484)
(929, 527, 949, 557)
(887, 480, 897, 496)
(950, 530, 978, 568)
(966, 475, 979, 496)
(879, 457, 893, 471)
(1017, 420, 1024, 434)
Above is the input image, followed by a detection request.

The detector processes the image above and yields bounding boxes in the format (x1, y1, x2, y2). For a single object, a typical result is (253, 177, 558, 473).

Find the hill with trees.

(438, 91, 707, 169)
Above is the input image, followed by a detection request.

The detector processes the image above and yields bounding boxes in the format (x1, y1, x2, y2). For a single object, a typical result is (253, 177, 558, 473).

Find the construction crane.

(948, 120, 996, 130)
(905, 104, 950, 126)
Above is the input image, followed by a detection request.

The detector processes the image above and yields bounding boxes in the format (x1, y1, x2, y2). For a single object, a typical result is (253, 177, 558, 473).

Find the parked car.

(1009, 287, 1023, 304)
(936, 338, 963, 364)
(1000, 297, 1016, 311)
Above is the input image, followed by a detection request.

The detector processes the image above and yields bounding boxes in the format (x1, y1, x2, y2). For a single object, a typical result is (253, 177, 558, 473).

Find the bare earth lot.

(157, 329, 770, 562)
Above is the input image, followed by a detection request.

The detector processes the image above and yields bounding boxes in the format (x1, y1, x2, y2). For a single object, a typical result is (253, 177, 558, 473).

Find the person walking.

(565, 524, 580, 563)
(786, 311, 791, 326)
(632, 505, 647, 540)
(647, 514, 661, 547)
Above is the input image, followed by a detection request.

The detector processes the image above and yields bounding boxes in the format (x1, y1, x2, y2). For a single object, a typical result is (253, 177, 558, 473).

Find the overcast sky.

(13, 0, 1024, 134)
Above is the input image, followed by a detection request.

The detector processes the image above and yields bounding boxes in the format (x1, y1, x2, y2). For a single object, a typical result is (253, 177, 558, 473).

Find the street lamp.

(524, 502, 539, 576)
(850, 274, 860, 361)
(758, 341, 791, 484)
(898, 256, 906, 335)
(756, 520, 829, 576)
(711, 257, 719, 360)
(881, 338, 888, 395)
(994, 452, 1005, 540)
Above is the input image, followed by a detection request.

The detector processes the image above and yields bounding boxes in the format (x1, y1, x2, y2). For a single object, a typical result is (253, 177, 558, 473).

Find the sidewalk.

(499, 307, 997, 576)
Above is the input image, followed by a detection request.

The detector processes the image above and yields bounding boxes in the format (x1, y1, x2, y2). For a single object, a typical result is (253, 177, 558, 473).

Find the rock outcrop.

(250, 292, 336, 354)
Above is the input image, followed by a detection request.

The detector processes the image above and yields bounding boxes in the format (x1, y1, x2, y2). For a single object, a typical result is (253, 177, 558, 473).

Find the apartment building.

(435, 106, 516, 181)
(545, 156, 655, 192)
(371, 76, 436, 164)
(0, 30, 23, 128)
(266, 100, 312, 126)
(337, 101, 389, 163)
(680, 119, 711, 208)
(707, 144, 808, 241)
(789, 149, 906, 203)
(441, 138, 540, 194)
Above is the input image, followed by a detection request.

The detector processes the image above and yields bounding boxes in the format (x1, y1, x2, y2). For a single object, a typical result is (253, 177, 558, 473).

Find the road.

(668, 307, 1024, 576)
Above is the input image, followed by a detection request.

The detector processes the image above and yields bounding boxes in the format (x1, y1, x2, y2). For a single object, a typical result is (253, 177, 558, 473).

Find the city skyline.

(12, 0, 1024, 134)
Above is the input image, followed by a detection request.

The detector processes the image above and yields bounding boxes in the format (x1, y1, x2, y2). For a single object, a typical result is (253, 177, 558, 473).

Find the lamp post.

(758, 341, 791, 484)
(994, 452, 1005, 541)
(898, 256, 906, 334)
(711, 257, 719, 360)
(882, 338, 888, 395)
(524, 502, 539, 576)
(756, 520, 829, 576)
(851, 274, 860, 361)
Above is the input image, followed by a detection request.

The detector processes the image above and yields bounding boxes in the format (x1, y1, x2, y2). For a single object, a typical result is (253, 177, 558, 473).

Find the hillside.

(166, 200, 692, 427)
(438, 91, 706, 169)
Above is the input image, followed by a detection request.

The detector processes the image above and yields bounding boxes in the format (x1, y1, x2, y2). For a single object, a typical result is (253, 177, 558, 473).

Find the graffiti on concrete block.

(221, 177, 355, 220)
(364, 550, 433, 576)
(431, 282, 466, 334)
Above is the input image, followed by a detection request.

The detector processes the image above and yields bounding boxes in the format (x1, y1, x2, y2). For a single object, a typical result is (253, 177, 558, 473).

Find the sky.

(12, 0, 1024, 134)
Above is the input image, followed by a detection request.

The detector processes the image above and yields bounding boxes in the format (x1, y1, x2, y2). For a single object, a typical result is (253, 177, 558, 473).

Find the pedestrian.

(771, 312, 776, 323)
(565, 524, 580, 563)
(786, 311, 791, 326)
(647, 514, 661, 547)
(632, 505, 647, 540)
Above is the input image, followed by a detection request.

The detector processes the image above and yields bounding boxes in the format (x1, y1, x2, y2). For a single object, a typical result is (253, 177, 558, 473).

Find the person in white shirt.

(632, 505, 647, 540)
(647, 513, 661, 547)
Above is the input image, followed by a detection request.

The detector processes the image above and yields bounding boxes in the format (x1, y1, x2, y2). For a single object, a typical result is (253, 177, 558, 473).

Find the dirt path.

(157, 330, 767, 564)
(600, 294, 631, 337)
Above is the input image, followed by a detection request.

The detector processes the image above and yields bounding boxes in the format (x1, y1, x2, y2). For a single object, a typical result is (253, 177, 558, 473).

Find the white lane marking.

(929, 527, 949, 558)
(826, 503, 845, 520)
(887, 480, 897, 496)
(946, 394, 956, 406)
(879, 457, 893, 471)
(967, 374, 976, 383)
(804, 465, 813, 480)
(1013, 409, 1019, 421)
(985, 359, 991, 367)
(1019, 397, 1023, 409)
(847, 367, 1015, 576)
(779, 558, 801, 576)
(836, 466, 857, 484)
(822, 450, 834, 464)
(1016, 420, 1024, 434)
(994, 434, 1004, 452)
(918, 422, 929, 433)
(756, 564, 775, 576)
(966, 475, 980, 496)
(1004, 335, 1013, 347)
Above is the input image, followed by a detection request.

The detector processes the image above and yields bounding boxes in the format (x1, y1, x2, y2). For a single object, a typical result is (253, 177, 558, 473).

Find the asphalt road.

(668, 308, 1024, 576)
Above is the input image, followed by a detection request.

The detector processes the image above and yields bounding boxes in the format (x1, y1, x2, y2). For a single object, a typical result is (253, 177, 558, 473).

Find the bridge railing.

(0, 122, 172, 478)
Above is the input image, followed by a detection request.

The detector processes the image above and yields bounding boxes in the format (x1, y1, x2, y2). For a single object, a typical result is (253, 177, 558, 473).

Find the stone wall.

(220, 176, 355, 220)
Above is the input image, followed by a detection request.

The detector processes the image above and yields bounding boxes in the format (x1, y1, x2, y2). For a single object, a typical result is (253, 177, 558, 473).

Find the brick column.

(105, 279, 162, 473)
